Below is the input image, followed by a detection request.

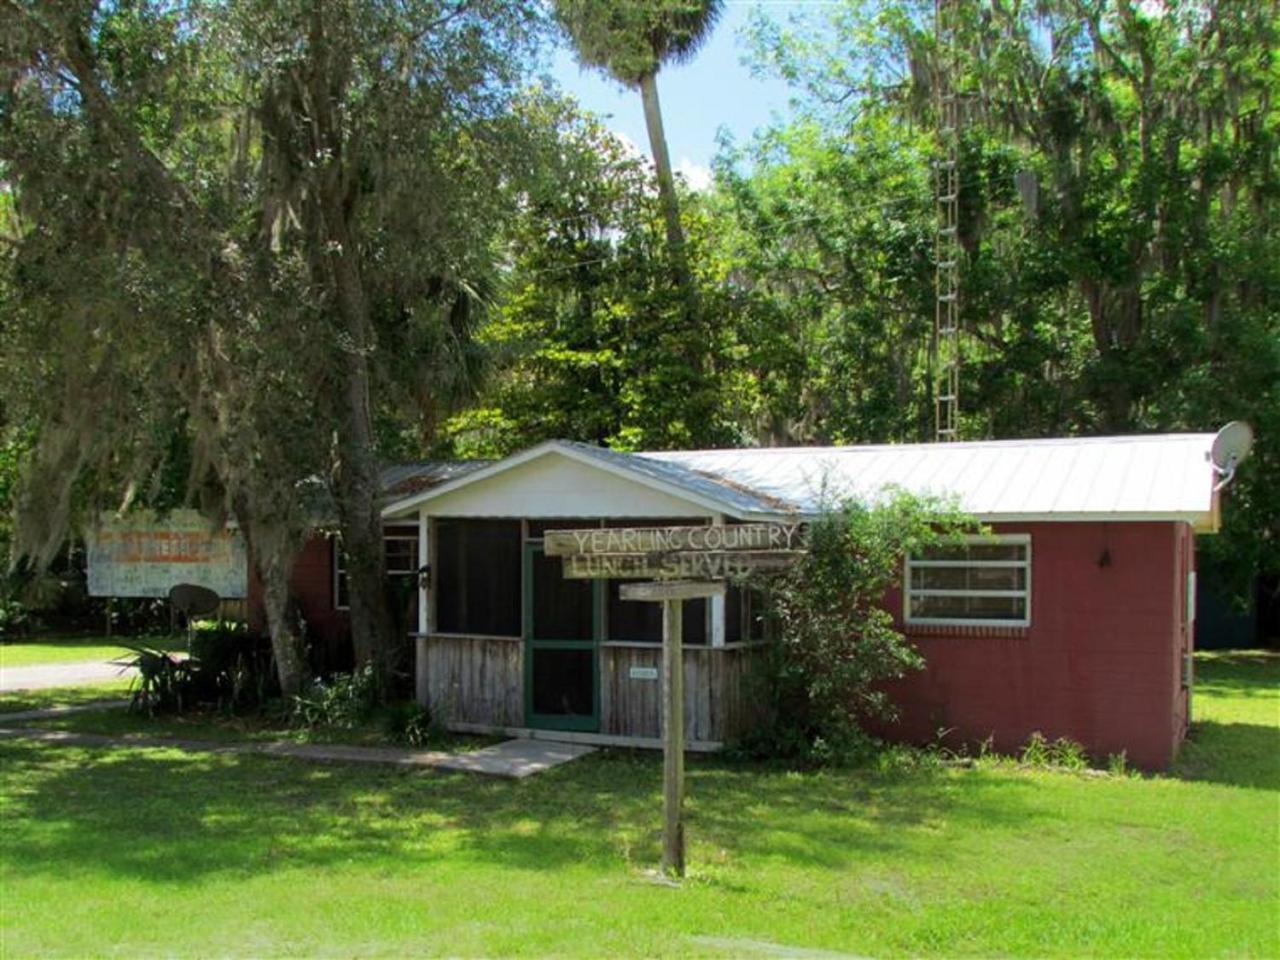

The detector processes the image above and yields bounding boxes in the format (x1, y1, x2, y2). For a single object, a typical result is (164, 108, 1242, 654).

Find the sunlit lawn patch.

(0, 681, 133, 714)
(0, 633, 185, 669)
(1, 651, 1276, 958)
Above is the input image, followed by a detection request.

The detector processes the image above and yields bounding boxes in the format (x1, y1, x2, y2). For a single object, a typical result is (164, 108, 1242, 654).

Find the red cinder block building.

(256, 432, 1235, 769)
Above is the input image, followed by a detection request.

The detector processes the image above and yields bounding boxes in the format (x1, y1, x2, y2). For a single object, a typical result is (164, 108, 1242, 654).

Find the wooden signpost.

(545, 522, 805, 877)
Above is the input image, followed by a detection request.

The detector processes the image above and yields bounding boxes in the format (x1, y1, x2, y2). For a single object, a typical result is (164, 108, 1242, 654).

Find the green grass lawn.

(20, 704, 501, 752)
(0, 633, 186, 668)
(0, 680, 133, 714)
(1, 652, 1276, 958)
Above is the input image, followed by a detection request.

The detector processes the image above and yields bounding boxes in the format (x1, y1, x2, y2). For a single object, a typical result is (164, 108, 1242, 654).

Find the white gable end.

(416, 450, 714, 519)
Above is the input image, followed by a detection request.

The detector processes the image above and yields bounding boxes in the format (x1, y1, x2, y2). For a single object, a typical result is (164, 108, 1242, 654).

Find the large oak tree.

(0, 0, 544, 692)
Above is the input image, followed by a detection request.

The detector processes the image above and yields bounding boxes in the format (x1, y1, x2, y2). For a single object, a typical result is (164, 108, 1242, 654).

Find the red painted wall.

(247, 534, 418, 675)
(881, 521, 1192, 769)
(247, 536, 353, 673)
(249, 518, 1195, 769)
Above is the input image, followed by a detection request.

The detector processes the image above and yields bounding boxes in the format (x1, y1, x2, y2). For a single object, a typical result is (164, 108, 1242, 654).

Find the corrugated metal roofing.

(559, 441, 791, 516)
(380, 461, 491, 499)
(306, 461, 491, 525)
(641, 433, 1219, 520)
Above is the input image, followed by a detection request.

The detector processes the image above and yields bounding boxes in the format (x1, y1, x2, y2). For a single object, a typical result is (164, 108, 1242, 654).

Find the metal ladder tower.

(933, 0, 961, 442)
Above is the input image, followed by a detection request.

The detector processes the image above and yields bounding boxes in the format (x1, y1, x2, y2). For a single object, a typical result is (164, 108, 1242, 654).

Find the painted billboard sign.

(86, 510, 248, 599)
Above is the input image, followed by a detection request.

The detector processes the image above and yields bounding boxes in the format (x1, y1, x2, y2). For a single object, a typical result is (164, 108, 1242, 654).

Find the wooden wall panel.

(424, 636, 523, 727)
(601, 646, 759, 744)
(601, 647, 662, 739)
(423, 636, 760, 746)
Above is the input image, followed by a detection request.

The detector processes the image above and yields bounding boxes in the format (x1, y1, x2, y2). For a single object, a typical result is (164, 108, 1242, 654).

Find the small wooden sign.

(547, 525, 807, 881)
(618, 579, 728, 879)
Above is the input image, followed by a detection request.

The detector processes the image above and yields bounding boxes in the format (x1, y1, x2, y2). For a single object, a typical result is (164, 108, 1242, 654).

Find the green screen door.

(525, 544, 599, 732)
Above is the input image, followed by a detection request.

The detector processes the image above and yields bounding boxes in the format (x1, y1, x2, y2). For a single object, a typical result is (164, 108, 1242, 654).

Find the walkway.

(0, 710, 594, 779)
(1, 660, 134, 692)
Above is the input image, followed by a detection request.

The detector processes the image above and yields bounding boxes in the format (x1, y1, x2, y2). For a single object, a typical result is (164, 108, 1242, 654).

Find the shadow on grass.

(1193, 649, 1280, 698)
(0, 742, 1043, 887)
(1174, 722, 1280, 790)
(0, 684, 132, 714)
(1174, 650, 1280, 790)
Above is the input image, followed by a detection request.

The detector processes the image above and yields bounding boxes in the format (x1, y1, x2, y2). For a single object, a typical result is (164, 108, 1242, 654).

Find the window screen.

(607, 581, 706, 644)
(905, 537, 1031, 626)
(435, 519, 522, 636)
(333, 527, 421, 610)
(725, 585, 768, 643)
(531, 548, 594, 641)
(530, 648, 594, 717)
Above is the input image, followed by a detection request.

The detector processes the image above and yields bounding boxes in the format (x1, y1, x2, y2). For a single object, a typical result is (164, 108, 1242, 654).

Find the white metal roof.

(643, 433, 1219, 523)
(382, 433, 1223, 528)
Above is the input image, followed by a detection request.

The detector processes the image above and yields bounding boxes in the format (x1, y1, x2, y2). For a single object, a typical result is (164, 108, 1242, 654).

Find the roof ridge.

(642, 432, 1215, 457)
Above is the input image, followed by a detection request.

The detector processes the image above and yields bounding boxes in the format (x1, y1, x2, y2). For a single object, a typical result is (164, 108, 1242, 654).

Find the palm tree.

(554, 0, 723, 296)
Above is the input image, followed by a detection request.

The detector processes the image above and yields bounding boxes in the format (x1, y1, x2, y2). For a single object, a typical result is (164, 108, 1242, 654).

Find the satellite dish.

(168, 583, 222, 647)
(1210, 421, 1254, 491)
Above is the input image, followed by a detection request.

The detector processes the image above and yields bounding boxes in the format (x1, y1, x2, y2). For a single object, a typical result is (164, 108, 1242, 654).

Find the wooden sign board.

(86, 509, 248, 599)
(616, 579, 729, 879)
(563, 551, 801, 580)
(544, 522, 805, 558)
(552, 526, 807, 880)
(618, 580, 728, 601)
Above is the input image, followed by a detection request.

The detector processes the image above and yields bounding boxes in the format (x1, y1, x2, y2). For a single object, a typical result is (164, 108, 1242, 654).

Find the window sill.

(904, 622, 1030, 640)
(415, 632, 523, 643)
(599, 640, 709, 649)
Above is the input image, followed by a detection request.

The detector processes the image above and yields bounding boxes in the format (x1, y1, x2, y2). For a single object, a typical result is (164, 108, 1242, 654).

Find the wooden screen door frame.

(523, 541, 602, 732)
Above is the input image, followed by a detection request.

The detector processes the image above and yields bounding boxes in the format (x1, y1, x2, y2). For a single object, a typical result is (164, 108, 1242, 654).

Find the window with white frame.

(905, 535, 1031, 627)
(334, 526, 420, 610)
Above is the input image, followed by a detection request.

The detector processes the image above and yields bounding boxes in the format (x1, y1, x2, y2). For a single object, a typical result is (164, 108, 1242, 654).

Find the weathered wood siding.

(417, 634, 760, 747)
(600, 645, 758, 744)
(422, 636, 523, 727)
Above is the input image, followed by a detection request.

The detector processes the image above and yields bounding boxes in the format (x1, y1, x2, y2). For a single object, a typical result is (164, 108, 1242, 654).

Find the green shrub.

(292, 664, 380, 728)
(118, 628, 278, 717)
(119, 645, 197, 716)
(380, 700, 437, 748)
(1019, 732, 1090, 770)
(188, 626, 278, 710)
(0, 597, 32, 639)
(736, 490, 976, 766)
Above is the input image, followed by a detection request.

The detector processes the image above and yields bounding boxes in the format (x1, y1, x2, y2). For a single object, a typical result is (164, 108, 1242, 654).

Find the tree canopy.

(1, 0, 1274, 656)
(0, 0, 551, 690)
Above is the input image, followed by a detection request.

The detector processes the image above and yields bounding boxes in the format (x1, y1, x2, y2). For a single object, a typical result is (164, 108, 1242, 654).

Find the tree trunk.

(639, 71, 693, 296)
(233, 503, 309, 699)
(304, 4, 396, 691)
(332, 419, 397, 685)
(259, 545, 308, 699)
(639, 69, 721, 442)
(1081, 278, 1140, 432)
(321, 175, 396, 688)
